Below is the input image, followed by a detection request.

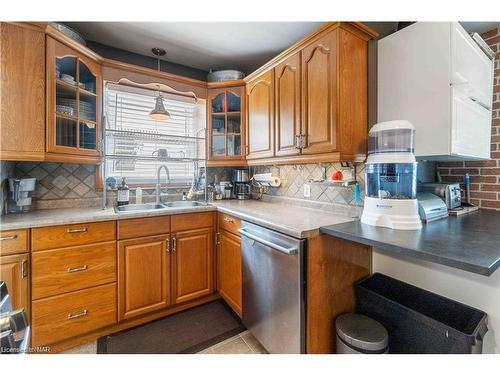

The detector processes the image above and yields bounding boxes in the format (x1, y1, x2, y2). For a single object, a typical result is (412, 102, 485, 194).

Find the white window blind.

(104, 83, 206, 186)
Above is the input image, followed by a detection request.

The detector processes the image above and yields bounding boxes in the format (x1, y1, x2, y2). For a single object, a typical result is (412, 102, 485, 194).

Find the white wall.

(373, 249, 500, 354)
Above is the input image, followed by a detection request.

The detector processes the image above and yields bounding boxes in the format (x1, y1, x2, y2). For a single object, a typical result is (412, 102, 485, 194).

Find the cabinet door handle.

(21, 260, 28, 279)
(0, 235, 18, 241)
(166, 237, 170, 252)
(215, 232, 220, 245)
(67, 310, 88, 320)
(223, 217, 234, 223)
(172, 236, 177, 252)
(67, 265, 88, 273)
(66, 227, 88, 234)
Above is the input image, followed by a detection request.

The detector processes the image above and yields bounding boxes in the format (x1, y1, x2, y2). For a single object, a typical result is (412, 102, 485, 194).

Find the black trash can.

(355, 273, 488, 354)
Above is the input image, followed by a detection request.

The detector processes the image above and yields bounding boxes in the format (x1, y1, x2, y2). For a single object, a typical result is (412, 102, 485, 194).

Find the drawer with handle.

(32, 221, 116, 251)
(31, 241, 117, 300)
(0, 229, 29, 256)
(218, 213, 241, 236)
(31, 283, 117, 346)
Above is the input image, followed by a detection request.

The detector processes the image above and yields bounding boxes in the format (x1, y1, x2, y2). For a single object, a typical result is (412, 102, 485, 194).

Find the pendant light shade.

(149, 92, 171, 121)
(149, 48, 171, 121)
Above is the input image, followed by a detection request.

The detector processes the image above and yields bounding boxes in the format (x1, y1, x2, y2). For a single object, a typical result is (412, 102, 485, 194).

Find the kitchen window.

(103, 83, 206, 187)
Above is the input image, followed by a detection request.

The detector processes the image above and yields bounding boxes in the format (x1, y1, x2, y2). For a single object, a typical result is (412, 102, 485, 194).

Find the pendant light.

(149, 48, 171, 121)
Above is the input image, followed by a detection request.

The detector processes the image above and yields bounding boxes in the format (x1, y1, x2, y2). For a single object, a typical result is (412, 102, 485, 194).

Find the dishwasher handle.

(238, 228, 298, 255)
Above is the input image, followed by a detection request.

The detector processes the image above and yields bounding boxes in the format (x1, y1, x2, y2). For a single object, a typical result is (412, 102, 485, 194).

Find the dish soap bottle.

(117, 177, 130, 206)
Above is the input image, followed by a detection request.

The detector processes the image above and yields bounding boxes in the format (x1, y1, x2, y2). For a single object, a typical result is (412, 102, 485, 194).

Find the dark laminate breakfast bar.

(320, 210, 500, 276)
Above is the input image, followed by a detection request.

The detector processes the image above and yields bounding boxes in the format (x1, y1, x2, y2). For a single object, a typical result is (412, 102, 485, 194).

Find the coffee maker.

(8, 178, 36, 214)
(232, 169, 251, 200)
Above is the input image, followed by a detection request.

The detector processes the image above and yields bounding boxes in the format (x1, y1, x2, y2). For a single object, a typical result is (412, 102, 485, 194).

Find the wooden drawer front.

(117, 215, 170, 240)
(171, 212, 214, 232)
(0, 229, 29, 255)
(32, 221, 116, 251)
(218, 213, 241, 236)
(31, 283, 117, 346)
(32, 241, 117, 300)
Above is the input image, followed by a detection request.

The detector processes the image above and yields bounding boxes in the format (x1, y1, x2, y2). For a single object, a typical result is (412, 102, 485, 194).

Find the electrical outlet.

(303, 183, 311, 198)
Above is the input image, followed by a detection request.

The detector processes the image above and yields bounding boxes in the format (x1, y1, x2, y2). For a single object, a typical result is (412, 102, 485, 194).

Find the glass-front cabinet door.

(207, 85, 245, 163)
(46, 37, 102, 161)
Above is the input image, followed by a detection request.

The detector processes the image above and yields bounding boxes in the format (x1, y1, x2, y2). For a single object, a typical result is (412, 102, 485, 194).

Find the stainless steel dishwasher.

(239, 221, 305, 354)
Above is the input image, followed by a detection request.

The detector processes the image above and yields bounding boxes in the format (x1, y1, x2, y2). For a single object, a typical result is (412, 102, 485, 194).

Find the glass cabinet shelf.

(48, 38, 101, 160)
(208, 86, 244, 160)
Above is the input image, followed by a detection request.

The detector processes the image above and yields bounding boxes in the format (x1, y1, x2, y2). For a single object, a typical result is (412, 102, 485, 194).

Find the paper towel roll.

(252, 173, 281, 187)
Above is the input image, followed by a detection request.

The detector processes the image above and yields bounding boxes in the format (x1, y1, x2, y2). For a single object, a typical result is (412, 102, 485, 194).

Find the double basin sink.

(114, 201, 208, 213)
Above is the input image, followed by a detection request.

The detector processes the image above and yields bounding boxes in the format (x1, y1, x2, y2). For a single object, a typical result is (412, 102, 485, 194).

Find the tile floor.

(198, 331, 268, 354)
(61, 331, 267, 354)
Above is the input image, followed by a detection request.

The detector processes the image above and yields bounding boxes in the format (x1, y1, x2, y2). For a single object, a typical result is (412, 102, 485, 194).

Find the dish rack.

(101, 121, 207, 209)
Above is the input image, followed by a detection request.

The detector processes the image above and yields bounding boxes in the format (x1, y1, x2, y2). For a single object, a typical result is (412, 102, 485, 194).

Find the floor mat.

(97, 300, 245, 354)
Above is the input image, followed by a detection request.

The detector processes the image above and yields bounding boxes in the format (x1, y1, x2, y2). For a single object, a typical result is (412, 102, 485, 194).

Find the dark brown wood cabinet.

(246, 70, 275, 159)
(217, 230, 242, 316)
(0, 22, 46, 162)
(207, 83, 246, 166)
(301, 29, 338, 155)
(275, 52, 301, 157)
(118, 234, 171, 320)
(172, 228, 214, 304)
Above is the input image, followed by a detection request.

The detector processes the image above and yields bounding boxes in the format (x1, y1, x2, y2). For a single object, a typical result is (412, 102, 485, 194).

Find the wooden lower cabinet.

(32, 283, 116, 346)
(32, 241, 116, 300)
(0, 253, 29, 319)
(306, 235, 372, 354)
(172, 228, 214, 304)
(118, 234, 171, 321)
(217, 230, 242, 316)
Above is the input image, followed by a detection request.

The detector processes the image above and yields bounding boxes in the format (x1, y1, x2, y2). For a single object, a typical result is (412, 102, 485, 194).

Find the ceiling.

(65, 22, 323, 73)
(66, 21, 500, 75)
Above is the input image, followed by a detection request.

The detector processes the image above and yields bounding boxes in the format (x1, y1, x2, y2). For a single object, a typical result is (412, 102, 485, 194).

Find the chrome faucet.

(156, 165, 171, 204)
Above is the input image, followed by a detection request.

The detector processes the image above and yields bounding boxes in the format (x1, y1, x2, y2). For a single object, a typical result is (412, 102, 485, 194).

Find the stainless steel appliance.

(232, 169, 251, 200)
(420, 182, 461, 209)
(239, 221, 305, 354)
(417, 193, 449, 222)
(0, 281, 30, 354)
(8, 178, 36, 214)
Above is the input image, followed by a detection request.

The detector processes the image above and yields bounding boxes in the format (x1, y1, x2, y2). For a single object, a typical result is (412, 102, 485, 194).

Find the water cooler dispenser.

(361, 120, 421, 230)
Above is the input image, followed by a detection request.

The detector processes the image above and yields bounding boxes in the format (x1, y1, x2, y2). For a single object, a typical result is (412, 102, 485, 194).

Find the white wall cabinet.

(378, 22, 494, 160)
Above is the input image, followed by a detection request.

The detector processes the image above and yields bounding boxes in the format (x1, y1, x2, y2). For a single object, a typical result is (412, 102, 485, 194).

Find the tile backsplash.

(1, 162, 101, 213)
(1, 160, 364, 215)
(249, 163, 365, 206)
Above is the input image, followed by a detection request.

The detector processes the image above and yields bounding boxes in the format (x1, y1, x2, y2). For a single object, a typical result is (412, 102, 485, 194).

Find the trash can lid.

(336, 313, 388, 352)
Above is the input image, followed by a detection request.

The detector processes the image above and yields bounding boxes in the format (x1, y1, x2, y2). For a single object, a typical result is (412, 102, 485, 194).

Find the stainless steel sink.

(164, 201, 207, 208)
(114, 203, 166, 213)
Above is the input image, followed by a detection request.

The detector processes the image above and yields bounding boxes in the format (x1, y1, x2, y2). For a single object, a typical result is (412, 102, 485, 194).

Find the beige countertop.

(0, 200, 354, 238)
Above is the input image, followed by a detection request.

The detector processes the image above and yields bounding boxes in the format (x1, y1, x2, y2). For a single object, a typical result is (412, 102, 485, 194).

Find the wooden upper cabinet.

(172, 228, 214, 305)
(46, 36, 102, 163)
(244, 22, 376, 164)
(207, 84, 246, 164)
(246, 70, 275, 159)
(275, 52, 301, 157)
(118, 234, 171, 321)
(0, 23, 45, 161)
(301, 29, 338, 155)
